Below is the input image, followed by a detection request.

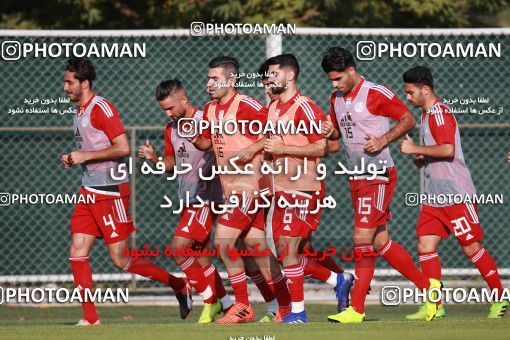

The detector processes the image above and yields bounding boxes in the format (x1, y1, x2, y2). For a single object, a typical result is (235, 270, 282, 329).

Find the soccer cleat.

(215, 303, 254, 324)
(175, 280, 193, 319)
(198, 301, 222, 324)
(406, 303, 445, 321)
(434, 304, 445, 319)
(334, 272, 354, 312)
(282, 311, 308, 324)
(405, 304, 427, 321)
(424, 278, 442, 321)
(488, 300, 509, 319)
(328, 306, 365, 323)
(75, 319, 101, 326)
(258, 311, 276, 323)
(222, 304, 233, 314)
(274, 306, 292, 323)
(220, 297, 234, 314)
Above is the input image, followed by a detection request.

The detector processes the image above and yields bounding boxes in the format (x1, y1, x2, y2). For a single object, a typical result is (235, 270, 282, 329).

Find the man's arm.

(233, 97, 269, 162)
(328, 140, 340, 153)
(322, 120, 340, 140)
(324, 93, 341, 141)
(401, 106, 457, 159)
(264, 137, 327, 158)
(188, 135, 212, 151)
(400, 134, 454, 158)
(138, 140, 176, 172)
(67, 133, 130, 166)
(409, 144, 454, 158)
(364, 110, 416, 153)
(152, 155, 176, 172)
(235, 138, 265, 163)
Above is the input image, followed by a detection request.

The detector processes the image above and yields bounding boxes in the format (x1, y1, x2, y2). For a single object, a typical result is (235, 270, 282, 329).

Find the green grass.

(0, 303, 508, 340)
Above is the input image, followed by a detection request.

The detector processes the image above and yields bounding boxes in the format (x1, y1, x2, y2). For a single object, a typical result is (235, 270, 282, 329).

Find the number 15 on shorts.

(358, 197, 371, 215)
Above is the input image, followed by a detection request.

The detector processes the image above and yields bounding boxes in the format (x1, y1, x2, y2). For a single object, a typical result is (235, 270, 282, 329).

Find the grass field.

(1, 303, 508, 340)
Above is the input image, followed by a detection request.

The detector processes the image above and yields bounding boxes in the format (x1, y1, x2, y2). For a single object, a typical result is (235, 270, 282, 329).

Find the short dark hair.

(403, 66, 434, 90)
(321, 47, 356, 73)
(267, 53, 300, 80)
(208, 56, 239, 78)
(258, 56, 277, 80)
(65, 57, 96, 88)
(156, 79, 184, 101)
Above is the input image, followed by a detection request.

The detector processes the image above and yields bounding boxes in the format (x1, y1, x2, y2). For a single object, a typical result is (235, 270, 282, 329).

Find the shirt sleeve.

(295, 100, 326, 143)
(237, 97, 268, 141)
(367, 86, 409, 120)
(428, 106, 456, 145)
(164, 124, 175, 157)
(90, 100, 125, 141)
(329, 91, 340, 130)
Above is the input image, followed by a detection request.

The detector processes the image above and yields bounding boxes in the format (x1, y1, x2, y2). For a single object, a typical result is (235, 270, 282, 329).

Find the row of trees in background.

(1, 0, 509, 29)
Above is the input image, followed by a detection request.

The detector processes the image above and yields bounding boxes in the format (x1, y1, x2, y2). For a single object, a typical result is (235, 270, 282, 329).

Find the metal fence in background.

(0, 29, 509, 289)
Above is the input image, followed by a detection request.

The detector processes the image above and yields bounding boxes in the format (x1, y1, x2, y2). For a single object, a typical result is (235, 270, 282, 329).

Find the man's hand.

(364, 133, 387, 153)
(413, 155, 425, 169)
(235, 147, 255, 163)
(68, 150, 89, 166)
(139, 140, 155, 160)
(61, 154, 72, 168)
(399, 134, 417, 155)
(187, 135, 198, 145)
(321, 120, 334, 139)
(264, 135, 285, 156)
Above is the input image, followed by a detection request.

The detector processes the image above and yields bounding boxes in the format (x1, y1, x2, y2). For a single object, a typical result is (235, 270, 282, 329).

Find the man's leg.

(107, 238, 186, 292)
(279, 236, 304, 317)
(69, 233, 98, 324)
(300, 238, 344, 274)
(171, 236, 216, 304)
(215, 224, 249, 306)
(373, 225, 431, 291)
(374, 225, 441, 321)
(243, 228, 291, 319)
(240, 240, 277, 312)
(406, 235, 444, 321)
(417, 235, 443, 282)
(243, 256, 279, 314)
(199, 256, 233, 311)
(93, 195, 187, 293)
(463, 241, 506, 317)
(215, 223, 256, 324)
(107, 237, 192, 319)
(348, 226, 378, 315)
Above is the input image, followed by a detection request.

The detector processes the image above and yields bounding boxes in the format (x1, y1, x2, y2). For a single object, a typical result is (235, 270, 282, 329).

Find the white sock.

(200, 286, 213, 301)
(326, 272, 338, 287)
(266, 298, 278, 314)
(220, 295, 233, 309)
(291, 301, 305, 313)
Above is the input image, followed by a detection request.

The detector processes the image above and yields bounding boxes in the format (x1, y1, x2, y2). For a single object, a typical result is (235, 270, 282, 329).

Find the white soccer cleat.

(75, 319, 101, 326)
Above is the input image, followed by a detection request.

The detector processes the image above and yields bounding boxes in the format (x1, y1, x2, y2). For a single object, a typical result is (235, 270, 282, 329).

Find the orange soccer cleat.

(274, 306, 292, 323)
(215, 303, 254, 324)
